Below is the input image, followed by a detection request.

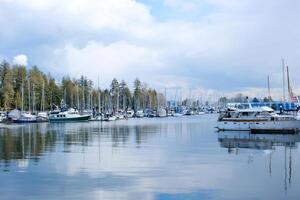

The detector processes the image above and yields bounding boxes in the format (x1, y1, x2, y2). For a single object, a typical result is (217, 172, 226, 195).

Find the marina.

(0, 115, 300, 200)
(0, 0, 300, 199)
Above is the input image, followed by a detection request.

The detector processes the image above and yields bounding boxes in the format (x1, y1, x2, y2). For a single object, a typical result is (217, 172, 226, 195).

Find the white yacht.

(135, 110, 144, 118)
(157, 108, 167, 117)
(217, 106, 300, 133)
(49, 108, 90, 122)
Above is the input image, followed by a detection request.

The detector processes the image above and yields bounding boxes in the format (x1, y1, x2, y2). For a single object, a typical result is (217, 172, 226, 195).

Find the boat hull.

(49, 115, 90, 122)
(217, 120, 300, 132)
(13, 119, 37, 123)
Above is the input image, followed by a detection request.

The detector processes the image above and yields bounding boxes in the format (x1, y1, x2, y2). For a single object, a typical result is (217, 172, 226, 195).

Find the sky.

(0, 0, 300, 99)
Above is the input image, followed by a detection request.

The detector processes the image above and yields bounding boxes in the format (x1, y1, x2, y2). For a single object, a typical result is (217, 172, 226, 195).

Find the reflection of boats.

(217, 106, 300, 133)
(218, 131, 300, 150)
(218, 130, 296, 191)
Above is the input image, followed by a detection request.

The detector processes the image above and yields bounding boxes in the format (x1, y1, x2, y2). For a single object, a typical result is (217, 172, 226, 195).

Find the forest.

(0, 60, 165, 112)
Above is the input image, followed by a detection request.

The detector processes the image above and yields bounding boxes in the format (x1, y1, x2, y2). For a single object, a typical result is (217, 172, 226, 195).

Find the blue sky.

(0, 0, 299, 99)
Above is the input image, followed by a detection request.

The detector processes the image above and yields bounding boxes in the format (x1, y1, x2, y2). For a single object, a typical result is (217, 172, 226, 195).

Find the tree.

(3, 67, 15, 110)
(133, 78, 142, 110)
(252, 97, 259, 102)
(110, 78, 119, 112)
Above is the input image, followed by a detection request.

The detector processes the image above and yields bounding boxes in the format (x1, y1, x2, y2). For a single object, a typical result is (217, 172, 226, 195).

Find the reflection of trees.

(134, 125, 161, 146)
(0, 125, 57, 162)
(0, 122, 163, 166)
(111, 126, 130, 147)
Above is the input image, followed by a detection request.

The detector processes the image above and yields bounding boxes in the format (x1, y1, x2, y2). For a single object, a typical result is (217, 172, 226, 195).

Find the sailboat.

(13, 79, 37, 123)
(37, 80, 48, 122)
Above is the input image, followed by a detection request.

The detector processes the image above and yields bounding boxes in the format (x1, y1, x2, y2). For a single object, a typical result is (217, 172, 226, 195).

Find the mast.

(116, 89, 119, 112)
(32, 83, 35, 113)
(282, 59, 286, 101)
(165, 88, 167, 110)
(76, 84, 80, 111)
(41, 80, 45, 112)
(287, 66, 291, 102)
(21, 80, 24, 112)
(98, 76, 101, 113)
(267, 75, 271, 100)
(90, 91, 93, 111)
(123, 88, 125, 111)
(28, 78, 31, 113)
(82, 81, 85, 111)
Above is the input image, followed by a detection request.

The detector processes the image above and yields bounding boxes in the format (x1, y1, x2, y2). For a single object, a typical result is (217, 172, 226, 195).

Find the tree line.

(0, 60, 165, 112)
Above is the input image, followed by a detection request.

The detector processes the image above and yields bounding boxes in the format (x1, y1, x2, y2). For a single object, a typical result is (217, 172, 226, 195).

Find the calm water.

(0, 115, 299, 200)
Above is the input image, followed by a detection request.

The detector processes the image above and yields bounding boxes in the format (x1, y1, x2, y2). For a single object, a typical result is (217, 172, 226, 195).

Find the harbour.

(1, 0, 300, 199)
(0, 115, 300, 200)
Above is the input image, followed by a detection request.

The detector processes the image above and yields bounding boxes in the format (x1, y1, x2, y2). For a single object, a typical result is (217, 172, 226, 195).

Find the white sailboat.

(13, 79, 37, 123)
(37, 80, 48, 122)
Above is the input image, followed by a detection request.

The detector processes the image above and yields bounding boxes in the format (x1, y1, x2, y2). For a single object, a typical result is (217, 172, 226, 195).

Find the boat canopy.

(236, 106, 274, 113)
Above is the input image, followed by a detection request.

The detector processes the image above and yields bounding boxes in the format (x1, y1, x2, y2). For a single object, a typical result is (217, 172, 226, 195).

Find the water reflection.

(218, 132, 300, 151)
(0, 116, 299, 200)
(218, 131, 298, 193)
(0, 122, 164, 165)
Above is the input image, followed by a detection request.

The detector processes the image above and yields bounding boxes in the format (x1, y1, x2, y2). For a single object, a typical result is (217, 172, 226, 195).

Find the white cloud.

(51, 41, 162, 88)
(1, 0, 300, 98)
(13, 54, 28, 66)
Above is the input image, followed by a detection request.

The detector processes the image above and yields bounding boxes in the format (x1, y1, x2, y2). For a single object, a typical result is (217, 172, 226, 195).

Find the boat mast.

(82, 81, 85, 111)
(77, 84, 80, 111)
(32, 83, 35, 113)
(165, 88, 167, 110)
(287, 66, 291, 102)
(98, 76, 101, 113)
(21, 80, 24, 112)
(282, 59, 286, 101)
(28, 78, 31, 113)
(64, 88, 67, 106)
(267, 75, 271, 100)
(41, 80, 45, 112)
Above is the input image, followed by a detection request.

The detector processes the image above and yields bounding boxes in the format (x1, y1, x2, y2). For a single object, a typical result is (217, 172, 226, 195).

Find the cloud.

(13, 54, 28, 66)
(50, 41, 162, 88)
(0, 0, 300, 98)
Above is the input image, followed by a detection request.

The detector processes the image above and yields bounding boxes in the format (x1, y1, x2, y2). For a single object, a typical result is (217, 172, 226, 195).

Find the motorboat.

(49, 108, 90, 122)
(135, 110, 144, 118)
(157, 108, 167, 117)
(217, 106, 300, 133)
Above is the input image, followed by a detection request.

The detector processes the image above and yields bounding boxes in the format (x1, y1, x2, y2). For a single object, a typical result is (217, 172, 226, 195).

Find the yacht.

(49, 108, 90, 122)
(126, 110, 134, 118)
(37, 111, 48, 122)
(135, 110, 144, 118)
(217, 106, 300, 133)
(157, 108, 167, 117)
(14, 112, 37, 123)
